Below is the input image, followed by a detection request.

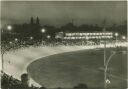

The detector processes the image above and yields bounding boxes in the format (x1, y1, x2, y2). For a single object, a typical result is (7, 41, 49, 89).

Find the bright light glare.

(30, 37, 33, 40)
(15, 38, 18, 41)
(7, 25, 12, 31)
(122, 36, 126, 40)
(115, 33, 118, 36)
(9, 42, 12, 44)
(41, 28, 46, 33)
(47, 35, 51, 39)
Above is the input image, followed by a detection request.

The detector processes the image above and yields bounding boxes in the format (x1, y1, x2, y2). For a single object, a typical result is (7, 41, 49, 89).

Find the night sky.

(1, 1, 127, 27)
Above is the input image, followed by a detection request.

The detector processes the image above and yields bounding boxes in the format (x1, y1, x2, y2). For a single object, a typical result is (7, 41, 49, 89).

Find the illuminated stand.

(63, 32, 113, 40)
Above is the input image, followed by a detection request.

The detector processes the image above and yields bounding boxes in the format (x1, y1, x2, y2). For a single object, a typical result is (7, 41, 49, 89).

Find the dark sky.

(1, 1, 127, 27)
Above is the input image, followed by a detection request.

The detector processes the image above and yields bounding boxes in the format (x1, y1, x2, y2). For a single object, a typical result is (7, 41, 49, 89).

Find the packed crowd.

(1, 71, 47, 89)
(1, 38, 118, 53)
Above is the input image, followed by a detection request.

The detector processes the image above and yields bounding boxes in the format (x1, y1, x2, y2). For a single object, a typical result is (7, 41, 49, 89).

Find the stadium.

(1, 1, 127, 89)
(2, 35, 127, 89)
(1, 22, 127, 89)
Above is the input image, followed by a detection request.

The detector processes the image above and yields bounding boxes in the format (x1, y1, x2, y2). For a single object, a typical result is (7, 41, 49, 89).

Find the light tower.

(102, 19, 107, 89)
(7, 25, 12, 31)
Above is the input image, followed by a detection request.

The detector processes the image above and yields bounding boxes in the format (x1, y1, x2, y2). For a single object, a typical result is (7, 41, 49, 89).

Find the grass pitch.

(27, 48, 127, 88)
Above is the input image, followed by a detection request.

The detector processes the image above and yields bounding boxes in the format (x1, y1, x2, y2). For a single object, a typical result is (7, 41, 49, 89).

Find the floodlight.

(115, 33, 119, 37)
(122, 36, 126, 40)
(41, 28, 46, 33)
(7, 25, 12, 31)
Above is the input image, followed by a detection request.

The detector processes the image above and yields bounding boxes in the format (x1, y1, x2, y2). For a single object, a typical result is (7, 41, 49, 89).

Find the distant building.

(30, 16, 40, 25)
(30, 17, 34, 25)
(36, 16, 40, 25)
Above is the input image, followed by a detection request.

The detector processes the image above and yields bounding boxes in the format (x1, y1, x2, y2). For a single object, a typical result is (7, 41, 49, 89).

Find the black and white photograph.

(1, 1, 127, 89)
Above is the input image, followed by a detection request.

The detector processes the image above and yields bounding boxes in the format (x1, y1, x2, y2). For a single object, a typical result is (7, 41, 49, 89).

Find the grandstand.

(55, 31, 117, 40)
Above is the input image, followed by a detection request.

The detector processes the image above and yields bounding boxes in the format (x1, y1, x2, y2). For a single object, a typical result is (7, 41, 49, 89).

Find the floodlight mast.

(103, 29, 107, 89)
(103, 20, 117, 89)
(102, 19, 107, 89)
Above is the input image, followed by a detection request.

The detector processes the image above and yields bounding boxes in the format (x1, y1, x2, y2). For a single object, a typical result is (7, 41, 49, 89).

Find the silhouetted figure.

(21, 73, 30, 88)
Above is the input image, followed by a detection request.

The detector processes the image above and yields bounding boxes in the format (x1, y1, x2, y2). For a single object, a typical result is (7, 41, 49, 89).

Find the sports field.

(27, 48, 127, 88)
(3, 46, 93, 86)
